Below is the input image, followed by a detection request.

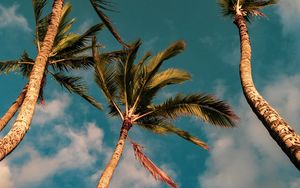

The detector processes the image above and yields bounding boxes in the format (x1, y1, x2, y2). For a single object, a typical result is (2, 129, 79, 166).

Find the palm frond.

(52, 72, 103, 110)
(150, 94, 239, 127)
(131, 141, 178, 188)
(123, 41, 142, 110)
(136, 120, 209, 149)
(90, 0, 129, 48)
(130, 41, 185, 113)
(0, 61, 21, 74)
(93, 37, 123, 117)
(50, 56, 94, 72)
(32, 0, 47, 22)
(55, 23, 105, 56)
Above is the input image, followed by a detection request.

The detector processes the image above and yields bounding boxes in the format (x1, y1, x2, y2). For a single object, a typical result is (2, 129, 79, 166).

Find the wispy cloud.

(199, 74, 300, 188)
(276, 0, 300, 34)
(0, 4, 31, 32)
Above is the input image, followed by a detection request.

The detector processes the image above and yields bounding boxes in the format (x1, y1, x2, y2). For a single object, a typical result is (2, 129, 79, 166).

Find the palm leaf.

(131, 41, 185, 113)
(89, 0, 129, 48)
(131, 141, 178, 188)
(52, 72, 103, 110)
(55, 23, 105, 56)
(93, 37, 123, 116)
(136, 120, 209, 149)
(150, 94, 238, 127)
(0, 61, 22, 74)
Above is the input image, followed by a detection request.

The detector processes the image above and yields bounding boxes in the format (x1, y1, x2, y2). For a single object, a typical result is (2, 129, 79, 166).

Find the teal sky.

(0, 1, 299, 188)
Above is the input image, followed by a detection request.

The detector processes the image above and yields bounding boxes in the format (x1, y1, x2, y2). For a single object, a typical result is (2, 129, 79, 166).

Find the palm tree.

(0, 0, 65, 160)
(219, 0, 300, 170)
(0, 1, 123, 131)
(93, 37, 238, 187)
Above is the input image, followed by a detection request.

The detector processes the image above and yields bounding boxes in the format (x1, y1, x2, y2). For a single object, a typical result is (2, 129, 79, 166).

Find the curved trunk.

(0, 84, 28, 132)
(234, 15, 300, 170)
(0, 0, 64, 160)
(97, 120, 132, 188)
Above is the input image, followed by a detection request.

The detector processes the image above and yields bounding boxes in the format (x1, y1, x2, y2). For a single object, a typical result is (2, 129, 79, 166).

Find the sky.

(0, 0, 299, 188)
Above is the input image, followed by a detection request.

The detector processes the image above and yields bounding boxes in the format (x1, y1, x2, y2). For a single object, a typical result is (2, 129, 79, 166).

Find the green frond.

(149, 68, 191, 89)
(150, 94, 239, 127)
(49, 56, 94, 72)
(52, 73, 103, 110)
(32, 0, 47, 23)
(136, 120, 208, 149)
(0, 61, 21, 74)
(93, 37, 123, 116)
(130, 41, 186, 113)
(55, 23, 105, 56)
(124, 41, 142, 109)
(89, 0, 129, 48)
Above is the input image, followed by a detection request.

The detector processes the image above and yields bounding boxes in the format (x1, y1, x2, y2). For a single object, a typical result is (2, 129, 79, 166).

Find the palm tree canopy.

(219, 0, 277, 20)
(0, 2, 125, 110)
(93, 38, 238, 149)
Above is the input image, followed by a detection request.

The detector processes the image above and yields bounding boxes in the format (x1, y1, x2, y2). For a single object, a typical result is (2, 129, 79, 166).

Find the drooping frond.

(131, 141, 178, 188)
(32, 0, 47, 22)
(89, 0, 129, 48)
(52, 72, 103, 110)
(0, 61, 21, 74)
(149, 94, 238, 127)
(136, 119, 208, 149)
(0, 52, 34, 75)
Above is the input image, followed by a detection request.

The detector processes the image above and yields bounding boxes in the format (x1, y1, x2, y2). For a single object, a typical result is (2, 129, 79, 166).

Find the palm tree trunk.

(234, 15, 300, 170)
(0, 84, 28, 132)
(97, 120, 132, 188)
(0, 0, 64, 161)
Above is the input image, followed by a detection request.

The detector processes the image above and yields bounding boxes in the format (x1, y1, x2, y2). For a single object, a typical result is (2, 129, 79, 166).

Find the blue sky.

(0, 0, 299, 188)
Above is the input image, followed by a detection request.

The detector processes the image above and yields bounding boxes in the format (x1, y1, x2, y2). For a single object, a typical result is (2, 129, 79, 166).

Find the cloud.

(33, 94, 70, 125)
(0, 162, 13, 188)
(276, 0, 300, 34)
(199, 74, 300, 188)
(0, 4, 31, 32)
(3, 122, 106, 187)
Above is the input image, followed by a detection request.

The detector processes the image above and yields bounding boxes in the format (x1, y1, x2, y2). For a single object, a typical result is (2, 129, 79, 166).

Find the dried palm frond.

(131, 141, 178, 188)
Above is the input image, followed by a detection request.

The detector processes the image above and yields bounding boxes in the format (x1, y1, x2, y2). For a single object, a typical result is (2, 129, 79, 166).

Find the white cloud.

(276, 0, 300, 34)
(33, 94, 70, 125)
(199, 74, 300, 188)
(0, 4, 31, 32)
(4, 122, 105, 187)
(0, 162, 13, 188)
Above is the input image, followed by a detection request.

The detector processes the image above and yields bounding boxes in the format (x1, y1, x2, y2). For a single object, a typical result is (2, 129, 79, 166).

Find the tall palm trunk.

(234, 15, 300, 170)
(0, 0, 64, 160)
(0, 84, 28, 131)
(97, 120, 132, 188)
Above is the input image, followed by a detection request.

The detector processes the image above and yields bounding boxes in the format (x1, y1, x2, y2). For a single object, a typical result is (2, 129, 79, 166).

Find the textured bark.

(0, 84, 28, 132)
(0, 0, 64, 160)
(97, 120, 132, 188)
(234, 15, 300, 170)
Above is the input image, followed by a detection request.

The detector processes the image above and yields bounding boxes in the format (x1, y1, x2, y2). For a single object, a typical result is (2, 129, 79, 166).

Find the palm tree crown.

(219, 0, 277, 20)
(0, 2, 123, 109)
(94, 38, 238, 149)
